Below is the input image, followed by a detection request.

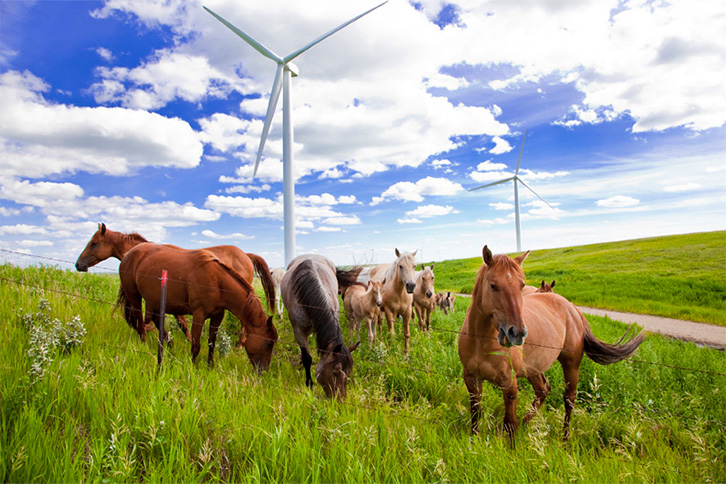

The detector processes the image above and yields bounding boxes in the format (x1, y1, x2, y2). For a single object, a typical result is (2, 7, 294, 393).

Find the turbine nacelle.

(284, 62, 299, 77)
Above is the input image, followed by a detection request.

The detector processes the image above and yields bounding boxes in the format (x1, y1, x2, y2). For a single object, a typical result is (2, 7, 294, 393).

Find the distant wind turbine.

(204, 2, 387, 265)
(469, 130, 555, 252)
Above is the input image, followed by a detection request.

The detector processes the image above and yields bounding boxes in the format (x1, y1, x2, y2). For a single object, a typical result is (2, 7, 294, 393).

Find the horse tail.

(335, 267, 365, 299)
(114, 285, 136, 330)
(581, 313, 646, 365)
(248, 253, 275, 314)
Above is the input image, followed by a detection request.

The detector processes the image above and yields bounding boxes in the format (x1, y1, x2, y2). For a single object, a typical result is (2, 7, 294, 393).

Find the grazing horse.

(343, 280, 383, 345)
(412, 265, 436, 332)
(281, 255, 360, 399)
(116, 244, 278, 371)
(536, 280, 556, 293)
(435, 292, 455, 315)
(75, 223, 277, 341)
(270, 268, 286, 319)
(458, 246, 645, 443)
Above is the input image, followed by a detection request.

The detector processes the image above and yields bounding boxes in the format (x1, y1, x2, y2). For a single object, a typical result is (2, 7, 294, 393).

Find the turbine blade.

(204, 6, 283, 63)
(284, 1, 388, 63)
(516, 177, 556, 210)
(514, 128, 527, 175)
(468, 177, 515, 192)
(253, 64, 284, 177)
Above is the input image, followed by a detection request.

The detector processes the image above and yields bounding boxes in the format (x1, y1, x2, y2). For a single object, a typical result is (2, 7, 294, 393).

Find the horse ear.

(99, 222, 106, 234)
(514, 250, 530, 266)
(430, 263, 434, 271)
(551, 280, 556, 288)
(349, 341, 360, 353)
(540, 280, 546, 289)
(482, 245, 493, 265)
(395, 248, 401, 257)
(412, 250, 418, 257)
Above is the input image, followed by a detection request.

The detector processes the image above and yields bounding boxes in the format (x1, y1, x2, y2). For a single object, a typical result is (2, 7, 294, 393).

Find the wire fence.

(3, 246, 723, 481)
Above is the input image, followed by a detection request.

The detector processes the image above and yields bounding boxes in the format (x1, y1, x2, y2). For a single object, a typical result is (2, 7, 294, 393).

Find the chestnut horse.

(116, 244, 278, 371)
(412, 264, 435, 332)
(281, 255, 360, 399)
(536, 280, 556, 293)
(458, 246, 645, 442)
(75, 223, 277, 341)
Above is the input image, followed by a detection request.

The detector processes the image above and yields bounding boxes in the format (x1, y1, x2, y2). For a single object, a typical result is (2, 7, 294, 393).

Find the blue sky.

(1, 0, 724, 270)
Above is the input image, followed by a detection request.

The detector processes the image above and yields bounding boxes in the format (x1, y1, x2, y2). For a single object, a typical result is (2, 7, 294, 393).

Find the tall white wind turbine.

(204, 2, 387, 266)
(469, 130, 555, 252)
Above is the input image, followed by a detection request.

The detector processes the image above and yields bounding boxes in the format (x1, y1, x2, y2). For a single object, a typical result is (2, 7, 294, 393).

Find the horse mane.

(385, 251, 414, 280)
(122, 232, 149, 244)
(290, 259, 344, 354)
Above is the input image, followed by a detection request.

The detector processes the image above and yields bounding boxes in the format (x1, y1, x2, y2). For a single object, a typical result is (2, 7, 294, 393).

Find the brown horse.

(536, 280, 556, 293)
(281, 254, 360, 399)
(458, 246, 645, 442)
(75, 223, 277, 341)
(435, 291, 455, 315)
(116, 244, 278, 371)
(413, 265, 435, 332)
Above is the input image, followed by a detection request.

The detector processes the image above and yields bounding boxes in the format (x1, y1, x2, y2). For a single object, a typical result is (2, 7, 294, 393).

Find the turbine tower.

(469, 130, 555, 252)
(204, 2, 387, 266)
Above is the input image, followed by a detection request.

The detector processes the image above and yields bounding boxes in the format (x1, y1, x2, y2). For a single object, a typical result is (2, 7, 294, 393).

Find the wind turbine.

(204, 2, 387, 266)
(469, 130, 555, 252)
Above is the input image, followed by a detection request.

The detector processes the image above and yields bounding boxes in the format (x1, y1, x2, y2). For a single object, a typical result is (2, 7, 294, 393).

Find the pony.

(458, 245, 645, 443)
(270, 267, 286, 319)
(343, 280, 383, 345)
(536, 280, 556, 293)
(412, 265, 436, 332)
(75, 223, 277, 342)
(116, 244, 278, 371)
(435, 292, 455, 315)
(280, 254, 360, 399)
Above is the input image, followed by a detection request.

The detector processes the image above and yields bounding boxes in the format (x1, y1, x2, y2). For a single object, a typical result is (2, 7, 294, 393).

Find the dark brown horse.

(116, 244, 278, 371)
(280, 254, 360, 399)
(76, 223, 277, 342)
(458, 246, 645, 442)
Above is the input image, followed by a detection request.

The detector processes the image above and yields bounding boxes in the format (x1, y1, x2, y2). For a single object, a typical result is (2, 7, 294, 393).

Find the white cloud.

(490, 202, 513, 211)
(405, 204, 457, 218)
(595, 195, 640, 208)
(205, 195, 283, 219)
(0, 224, 48, 236)
(397, 218, 422, 224)
(476, 160, 509, 172)
(323, 215, 361, 226)
(372, 176, 464, 205)
(96, 47, 114, 62)
(490, 136, 513, 155)
(663, 183, 701, 192)
(0, 70, 203, 178)
(201, 229, 254, 240)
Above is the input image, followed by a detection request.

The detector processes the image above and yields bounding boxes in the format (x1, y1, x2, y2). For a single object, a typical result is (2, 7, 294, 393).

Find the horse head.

(316, 341, 359, 400)
(75, 223, 111, 271)
(368, 280, 383, 307)
(419, 264, 435, 298)
(480, 245, 530, 347)
(242, 316, 278, 373)
(394, 248, 418, 294)
(537, 280, 556, 293)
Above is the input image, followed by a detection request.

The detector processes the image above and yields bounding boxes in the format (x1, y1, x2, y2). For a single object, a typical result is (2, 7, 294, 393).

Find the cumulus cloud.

(201, 229, 253, 240)
(490, 136, 513, 155)
(405, 204, 458, 218)
(371, 176, 464, 205)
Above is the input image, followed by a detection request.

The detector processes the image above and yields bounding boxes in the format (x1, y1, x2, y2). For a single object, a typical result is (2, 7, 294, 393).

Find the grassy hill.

(1, 232, 725, 482)
(429, 231, 726, 325)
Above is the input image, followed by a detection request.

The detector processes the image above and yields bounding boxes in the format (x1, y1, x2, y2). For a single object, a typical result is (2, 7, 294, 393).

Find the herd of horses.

(75, 223, 645, 441)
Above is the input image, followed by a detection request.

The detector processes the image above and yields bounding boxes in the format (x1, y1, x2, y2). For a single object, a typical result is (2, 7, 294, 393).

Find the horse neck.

(220, 271, 267, 327)
(108, 231, 144, 260)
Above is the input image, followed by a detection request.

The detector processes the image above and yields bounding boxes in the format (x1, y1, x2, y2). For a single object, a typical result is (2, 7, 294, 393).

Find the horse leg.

(425, 307, 431, 332)
(464, 371, 483, 434)
(402, 308, 411, 356)
(560, 356, 582, 441)
(301, 346, 314, 389)
(384, 307, 396, 336)
(502, 379, 519, 447)
(207, 311, 224, 367)
(414, 305, 424, 332)
(523, 373, 551, 424)
(190, 311, 206, 364)
(366, 316, 376, 345)
(176, 315, 192, 342)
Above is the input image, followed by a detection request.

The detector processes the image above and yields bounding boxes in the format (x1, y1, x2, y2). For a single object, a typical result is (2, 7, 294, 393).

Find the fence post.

(157, 269, 168, 370)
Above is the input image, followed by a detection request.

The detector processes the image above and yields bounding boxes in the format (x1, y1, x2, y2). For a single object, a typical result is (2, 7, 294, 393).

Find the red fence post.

(157, 269, 168, 370)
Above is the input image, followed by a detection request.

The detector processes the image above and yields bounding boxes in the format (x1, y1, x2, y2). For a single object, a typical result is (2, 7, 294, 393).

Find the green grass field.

(1, 232, 724, 482)
(431, 231, 726, 325)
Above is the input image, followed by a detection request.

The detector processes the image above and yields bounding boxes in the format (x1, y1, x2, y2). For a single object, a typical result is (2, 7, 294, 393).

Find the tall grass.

(1, 241, 724, 482)
(432, 231, 726, 325)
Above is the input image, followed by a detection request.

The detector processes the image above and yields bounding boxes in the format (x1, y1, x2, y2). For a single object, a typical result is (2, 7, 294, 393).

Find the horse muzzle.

(75, 261, 88, 272)
(498, 325, 528, 347)
(405, 282, 416, 294)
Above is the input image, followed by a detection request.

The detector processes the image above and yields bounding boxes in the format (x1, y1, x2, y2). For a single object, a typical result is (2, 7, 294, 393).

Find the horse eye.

(490, 284, 498, 292)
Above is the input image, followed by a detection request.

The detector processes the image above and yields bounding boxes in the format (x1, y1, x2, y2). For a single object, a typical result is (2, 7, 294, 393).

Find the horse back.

(522, 293, 586, 361)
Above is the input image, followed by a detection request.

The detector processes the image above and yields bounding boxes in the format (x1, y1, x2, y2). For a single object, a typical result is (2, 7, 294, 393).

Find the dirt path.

(577, 306, 725, 350)
(451, 293, 725, 349)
